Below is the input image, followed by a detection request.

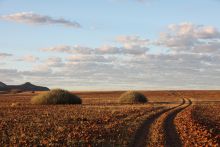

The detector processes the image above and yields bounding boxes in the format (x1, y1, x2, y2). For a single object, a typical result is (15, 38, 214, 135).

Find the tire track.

(163, 98, 192, 147)
(130, 98, 185, 147)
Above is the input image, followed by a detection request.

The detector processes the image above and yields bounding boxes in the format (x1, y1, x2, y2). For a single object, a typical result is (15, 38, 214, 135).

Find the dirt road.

(130, 98, 192, 147)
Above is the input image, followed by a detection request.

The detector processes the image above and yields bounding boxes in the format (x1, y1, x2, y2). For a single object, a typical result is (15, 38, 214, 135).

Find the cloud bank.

(41, 35, 150, 56)
(157, 22, 220, 53)
(1, 23, 220, 90)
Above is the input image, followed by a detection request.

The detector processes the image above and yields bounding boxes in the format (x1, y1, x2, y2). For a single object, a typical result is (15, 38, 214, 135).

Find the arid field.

(0, 90, 219, 146)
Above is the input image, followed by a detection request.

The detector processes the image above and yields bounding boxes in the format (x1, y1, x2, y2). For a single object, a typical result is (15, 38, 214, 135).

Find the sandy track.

(130, 98, 192, 147)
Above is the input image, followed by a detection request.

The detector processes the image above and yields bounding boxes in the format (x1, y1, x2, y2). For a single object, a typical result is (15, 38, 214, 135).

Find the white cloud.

(193, 41, 220, 53)
(96, 45, 149, 55)
(16, 55, 39, 62)
(0, 52, 12, 58)
(116, 35, 149, 47)
(157, 22, 220, 53)
(45, 57, 64, 67)
(0, 68, 22, 83)
(41, 45, 149, 55)
(195, 26, 220, 39)
(67, 55, 115, 63)
(41, 45, 72, 53)
(0, 12, 81, 28)
(41, 45, 93, 54)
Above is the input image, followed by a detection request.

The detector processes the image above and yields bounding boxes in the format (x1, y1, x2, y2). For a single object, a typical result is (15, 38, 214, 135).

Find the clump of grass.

(10, 89, 23, 94)
(119, 91, 147, 104)
(11, 102, 21, 107)
(31, 89, 82, 105)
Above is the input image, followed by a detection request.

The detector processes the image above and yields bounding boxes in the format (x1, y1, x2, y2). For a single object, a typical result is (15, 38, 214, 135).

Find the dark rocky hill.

(0, 82, 8, 91)
(0, 82, 49, 91)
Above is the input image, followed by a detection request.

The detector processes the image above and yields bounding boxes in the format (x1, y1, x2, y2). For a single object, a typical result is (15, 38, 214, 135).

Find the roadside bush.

(31, 89, 82, 105)
(10, 89, 23, 94)
(119, 91, 147, 104)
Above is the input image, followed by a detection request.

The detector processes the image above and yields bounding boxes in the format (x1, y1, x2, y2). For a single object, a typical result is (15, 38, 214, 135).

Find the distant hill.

(0, 82, 8, 91)
(0, 82, 49, 92)
(0, 82, 7, 87)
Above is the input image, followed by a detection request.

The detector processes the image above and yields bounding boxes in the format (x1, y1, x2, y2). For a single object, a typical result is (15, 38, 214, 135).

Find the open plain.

(0, 90, 219, 146)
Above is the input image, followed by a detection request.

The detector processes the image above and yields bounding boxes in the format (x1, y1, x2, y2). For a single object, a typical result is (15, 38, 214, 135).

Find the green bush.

(119, 91, 147, 104)
(31, 89, 82, 105)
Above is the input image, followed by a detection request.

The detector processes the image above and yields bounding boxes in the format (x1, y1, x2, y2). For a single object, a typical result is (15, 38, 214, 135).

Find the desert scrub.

(31, 89, 82, 104)
(119, 91, 147, 104)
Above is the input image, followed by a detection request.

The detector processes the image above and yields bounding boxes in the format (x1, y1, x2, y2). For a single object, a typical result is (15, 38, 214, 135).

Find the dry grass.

(31, 89, 82, 105)
(119, 91, 147, 104)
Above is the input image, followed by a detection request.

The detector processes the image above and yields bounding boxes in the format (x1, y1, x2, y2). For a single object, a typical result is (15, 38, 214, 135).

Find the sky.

(0, 0, 220, 90)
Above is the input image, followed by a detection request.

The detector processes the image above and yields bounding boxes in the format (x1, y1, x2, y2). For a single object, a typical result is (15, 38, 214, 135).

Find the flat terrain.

(0, 90, 220, 146)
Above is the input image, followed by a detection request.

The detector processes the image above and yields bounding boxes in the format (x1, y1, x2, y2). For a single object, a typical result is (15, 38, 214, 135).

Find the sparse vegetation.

(175, 104, 220, 146)
(31, 89, 82, 104)
(10, 102, 21, 107)
(0, 91, 219, 146)
(10, 89, 23, 94)
(119, 91, 147, 104)
(192, 104, 220, 144)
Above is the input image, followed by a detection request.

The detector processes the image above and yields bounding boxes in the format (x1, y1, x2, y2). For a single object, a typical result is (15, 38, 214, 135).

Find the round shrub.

(31, 89, 82, 105)
(119, 91, 147, 104)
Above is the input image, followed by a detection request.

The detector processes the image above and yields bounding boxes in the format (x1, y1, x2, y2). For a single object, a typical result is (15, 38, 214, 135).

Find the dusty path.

(130, 98, 192, 147)
(163, 98, 192, 147)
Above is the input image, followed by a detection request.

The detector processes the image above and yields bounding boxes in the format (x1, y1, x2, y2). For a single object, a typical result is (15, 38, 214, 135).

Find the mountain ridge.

(0, 82, 50, 91)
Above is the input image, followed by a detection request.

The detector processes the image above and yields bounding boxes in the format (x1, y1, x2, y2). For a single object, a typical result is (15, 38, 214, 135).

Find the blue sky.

(0, 0, 220, 90)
